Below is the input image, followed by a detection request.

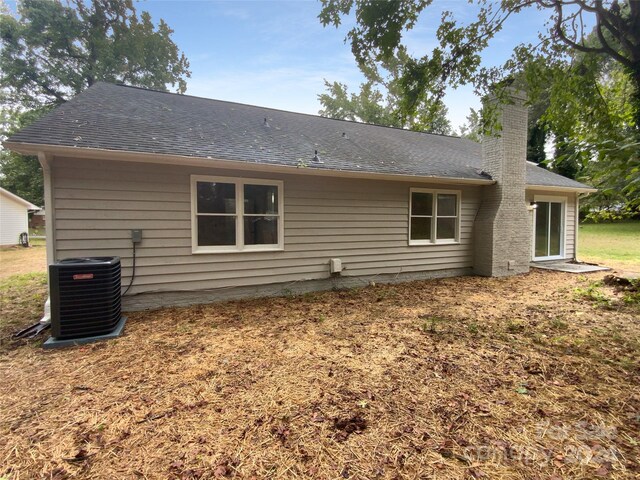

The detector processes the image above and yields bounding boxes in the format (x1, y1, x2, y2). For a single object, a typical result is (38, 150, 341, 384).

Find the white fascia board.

(4, 142, 496, 187)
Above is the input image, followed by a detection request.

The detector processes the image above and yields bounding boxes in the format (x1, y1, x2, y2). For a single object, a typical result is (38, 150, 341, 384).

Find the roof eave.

(0, 186, 40, 210)
(525, 184, 597, 194)
(4, 141, 498, 186)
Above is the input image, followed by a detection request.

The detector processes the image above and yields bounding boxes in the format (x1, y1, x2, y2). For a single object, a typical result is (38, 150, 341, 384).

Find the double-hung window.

(409, 188, 460, 245)
(191, 175, 283, 253)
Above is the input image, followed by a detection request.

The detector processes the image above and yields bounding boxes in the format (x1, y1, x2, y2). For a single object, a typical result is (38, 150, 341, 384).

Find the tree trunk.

(632, 67, 640, 133)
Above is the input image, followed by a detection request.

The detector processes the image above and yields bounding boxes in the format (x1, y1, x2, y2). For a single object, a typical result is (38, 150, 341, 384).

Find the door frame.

(531, 195, 567, 261)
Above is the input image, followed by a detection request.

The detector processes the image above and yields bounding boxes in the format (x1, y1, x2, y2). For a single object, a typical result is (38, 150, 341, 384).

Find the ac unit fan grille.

(50, 257, 123, 340)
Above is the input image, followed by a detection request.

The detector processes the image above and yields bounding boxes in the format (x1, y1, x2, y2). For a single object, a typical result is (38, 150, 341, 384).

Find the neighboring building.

(30, 208, 46, 229)
(4, 83, 594, 310)
(0, 187, 40, 246)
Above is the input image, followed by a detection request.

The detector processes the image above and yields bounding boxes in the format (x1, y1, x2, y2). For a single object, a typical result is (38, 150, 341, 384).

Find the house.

(29, 208, 45, 229)
(4, 83, 594, 310)
(0, 187, 40, 246)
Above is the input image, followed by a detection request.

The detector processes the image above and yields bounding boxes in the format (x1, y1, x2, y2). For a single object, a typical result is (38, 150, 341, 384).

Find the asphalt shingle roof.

(7, 82, 590, 190)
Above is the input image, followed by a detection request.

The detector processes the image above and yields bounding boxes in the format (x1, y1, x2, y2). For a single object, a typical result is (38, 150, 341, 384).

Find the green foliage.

(0, 152, 42, 206)
(575, 276, 640, 309)
(318, 53, 452, 134)
(319, 0, 640, 211)
(0, 0, 191, 208)
(524, 93, 550, 165)
(549, 318, 568, 331)
(319, 0, 639, 127)
(574, 281, 611, 307)
(282, 288, 294, 298)
(583, 204, 639, 223)
(0, 0, 191, 108)
(467, 322, 479, 335)
(535, 48, 640, 209)
(527, 122, 546, 165)
(622, 279, 640, 305)
(458, 108, 482, 141)
(505, 320, 526, 334)
(319, 80, 396, 126)
(0, 106, 50, 206)
(419, 315, 447, 334)
(551, 137, 581, 180)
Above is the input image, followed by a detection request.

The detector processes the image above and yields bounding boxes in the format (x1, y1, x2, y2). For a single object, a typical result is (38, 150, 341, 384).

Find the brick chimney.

(473, 89, 531, 277)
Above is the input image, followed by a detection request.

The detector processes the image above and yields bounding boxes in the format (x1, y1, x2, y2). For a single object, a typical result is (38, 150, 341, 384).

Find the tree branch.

(592, 0, 636, 56)
(442, 0, 537, 72)
(594, 13, 633, 68)
(552, 2, 603, 53)
(548, 0, 634, 68)
(34, 79, 67, 104)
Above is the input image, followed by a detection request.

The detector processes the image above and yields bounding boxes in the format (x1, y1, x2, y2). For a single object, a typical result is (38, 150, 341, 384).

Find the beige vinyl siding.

(526, 189, 576, 260)
(52, 157, 480, 294)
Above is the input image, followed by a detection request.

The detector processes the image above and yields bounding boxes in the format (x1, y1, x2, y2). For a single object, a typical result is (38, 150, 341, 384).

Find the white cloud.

(187, 62, 364, 115)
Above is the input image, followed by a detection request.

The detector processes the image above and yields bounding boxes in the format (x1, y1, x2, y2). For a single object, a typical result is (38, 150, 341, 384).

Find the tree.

(319, 80, 397, 126)
(458, 109, 482, 142)
(534, 44, 639, 211)
(319, 1, 640, 130)
(319, 51, 452, 134)
(320, 0, 639, 212)
(551, 137, 582, 179)
(1, 0, 190, 109)
(0, 154, 43, 207)
(319, 79, 452, 134)
(0, 104, 49, 206)
(525, 92, 550, 166)
(0, 0, 191, 206)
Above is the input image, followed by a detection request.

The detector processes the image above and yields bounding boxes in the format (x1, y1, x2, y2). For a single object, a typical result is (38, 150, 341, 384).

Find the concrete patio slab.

(531, 262, 611, 273)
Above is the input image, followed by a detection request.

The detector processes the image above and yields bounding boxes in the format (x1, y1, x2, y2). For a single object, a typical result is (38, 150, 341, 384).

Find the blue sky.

(7, 0, 566, 130)
(140, 0, 558, 131)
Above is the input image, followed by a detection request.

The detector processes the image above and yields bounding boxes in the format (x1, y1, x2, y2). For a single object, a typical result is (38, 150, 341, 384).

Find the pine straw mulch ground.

(1, 269, 639, 480)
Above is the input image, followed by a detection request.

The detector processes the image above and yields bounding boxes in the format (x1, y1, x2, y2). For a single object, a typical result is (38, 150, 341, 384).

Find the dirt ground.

(0, 245, 47, 280)
(1, 269, 638, 480)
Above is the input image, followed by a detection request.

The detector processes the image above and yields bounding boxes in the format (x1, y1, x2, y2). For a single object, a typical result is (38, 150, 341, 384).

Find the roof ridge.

(104, 81, 465, 141)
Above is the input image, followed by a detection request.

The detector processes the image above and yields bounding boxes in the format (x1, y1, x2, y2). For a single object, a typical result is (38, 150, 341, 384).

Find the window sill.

(532, 254, 565, 262)
(192, 246, 284, 254)
(408, 240, 460, 246)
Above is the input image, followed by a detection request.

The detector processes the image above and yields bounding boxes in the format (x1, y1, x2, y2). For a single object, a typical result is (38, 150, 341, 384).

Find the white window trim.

(531, 194, 567, 261)
(408, 188, 461, 246)
(191, 175, 284, 254)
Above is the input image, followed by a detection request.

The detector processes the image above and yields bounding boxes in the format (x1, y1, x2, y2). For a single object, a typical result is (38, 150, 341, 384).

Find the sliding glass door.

(534, 200, 564, 260)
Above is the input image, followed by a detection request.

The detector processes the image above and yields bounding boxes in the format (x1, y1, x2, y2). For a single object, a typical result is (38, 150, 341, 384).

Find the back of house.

(5, 83, 594, 309)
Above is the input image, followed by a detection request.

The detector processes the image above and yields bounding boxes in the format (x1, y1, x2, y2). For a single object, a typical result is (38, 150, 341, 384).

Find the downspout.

(38, 152, 55, 266)
(38, 152, 55, 326)
(574, 191, 584, 262)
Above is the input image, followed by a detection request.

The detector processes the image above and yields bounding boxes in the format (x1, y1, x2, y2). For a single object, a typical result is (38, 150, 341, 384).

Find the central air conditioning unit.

(44, 257, 127, 348)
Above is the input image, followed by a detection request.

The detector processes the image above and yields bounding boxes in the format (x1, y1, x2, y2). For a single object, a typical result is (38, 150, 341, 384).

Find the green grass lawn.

(579, 220, 640, 269)
(28, 227, 46, 246)
(29, 237, 46, 246)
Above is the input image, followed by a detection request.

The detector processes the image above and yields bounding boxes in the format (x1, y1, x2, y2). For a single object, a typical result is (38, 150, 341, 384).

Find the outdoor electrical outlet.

(131, 229, 143, 244)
